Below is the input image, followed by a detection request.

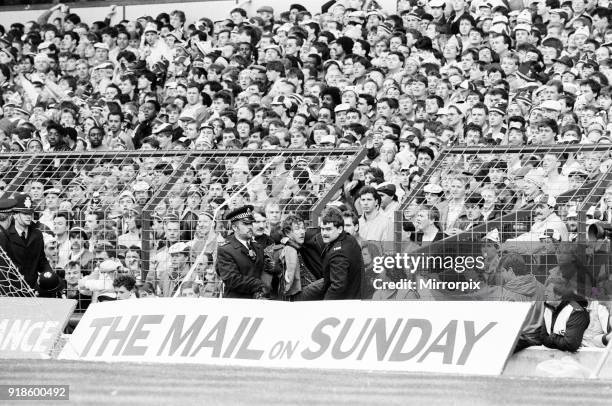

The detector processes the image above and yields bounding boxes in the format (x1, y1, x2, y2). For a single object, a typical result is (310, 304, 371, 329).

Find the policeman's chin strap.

(172, 153, 284, 298)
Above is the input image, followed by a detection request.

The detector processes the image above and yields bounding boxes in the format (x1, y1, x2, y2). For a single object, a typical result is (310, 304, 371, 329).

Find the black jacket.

(0, 220, 52, 290)
(132, 120, 153, 150)
(300, 227, 325, 279)
(322, 231, 364, 300)
(255, 234, 275, 249)
(216, 233, 264, 299)
(539, 298, 589, 352)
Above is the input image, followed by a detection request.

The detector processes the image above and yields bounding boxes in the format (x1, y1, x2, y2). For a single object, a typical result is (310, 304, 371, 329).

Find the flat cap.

(168, 242, 191, 255)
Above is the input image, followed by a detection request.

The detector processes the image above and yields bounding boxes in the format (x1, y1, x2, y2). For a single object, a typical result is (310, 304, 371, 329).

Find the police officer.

(0, 198, 16, 231)
(301, 207, 364, 300)
(216, 205, 265, 299)
(0, 194, 52, 290)
(0, 198, 17, 293)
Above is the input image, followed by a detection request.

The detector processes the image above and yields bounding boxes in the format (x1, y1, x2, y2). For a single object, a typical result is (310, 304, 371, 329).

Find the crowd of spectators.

(2, 0, 612, 351)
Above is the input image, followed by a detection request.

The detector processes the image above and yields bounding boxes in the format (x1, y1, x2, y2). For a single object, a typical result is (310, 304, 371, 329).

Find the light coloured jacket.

(582, 301, 612, 348)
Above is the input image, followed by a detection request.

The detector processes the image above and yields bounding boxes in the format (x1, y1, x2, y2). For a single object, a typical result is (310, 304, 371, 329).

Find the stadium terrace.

(1, 0, 612, 379)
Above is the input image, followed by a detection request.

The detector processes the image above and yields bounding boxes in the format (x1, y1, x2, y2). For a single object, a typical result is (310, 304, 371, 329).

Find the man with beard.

(132, 181, 151, 207)
(106, 111, 135, 149)
(67, 227, 94, 273)
(216, 205, 265, 298)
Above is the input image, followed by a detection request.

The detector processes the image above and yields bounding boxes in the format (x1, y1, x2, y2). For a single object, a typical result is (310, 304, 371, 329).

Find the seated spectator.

(512, 170, 546, 211)
(509, 196, 569, 245)
(538, 286, 589, 353)
(582, 301, 612, 348)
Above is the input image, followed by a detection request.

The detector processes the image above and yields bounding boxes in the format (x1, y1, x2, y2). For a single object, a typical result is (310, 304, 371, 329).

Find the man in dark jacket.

(253, 207, 275, 248)
(216, 205, 266, 299)
(0, 198, 17, 294)
(300, 226, 325, 279)
(132, 100, 158, 149)
(0, 193, 52, 290)
(302, 208, 363, 300)
(539, 292, 590, 352)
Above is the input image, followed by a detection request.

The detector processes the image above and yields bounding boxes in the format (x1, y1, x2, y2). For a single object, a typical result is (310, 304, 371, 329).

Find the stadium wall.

(0, 0, 397, 27)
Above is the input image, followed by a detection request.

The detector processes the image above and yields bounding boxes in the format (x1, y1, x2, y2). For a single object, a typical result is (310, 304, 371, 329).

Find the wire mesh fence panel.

(0, 245, 36, 298)
(391, 144, 612, 301)
(138, 148, 365, 298)
(0, 148, 364, 306)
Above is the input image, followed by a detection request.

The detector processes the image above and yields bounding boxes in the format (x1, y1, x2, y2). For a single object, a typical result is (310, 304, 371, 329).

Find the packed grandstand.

(0, 0, 611, 352)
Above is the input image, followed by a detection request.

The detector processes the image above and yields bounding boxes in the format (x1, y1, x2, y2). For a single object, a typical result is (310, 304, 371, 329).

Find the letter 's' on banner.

(59, 299, 530, 375)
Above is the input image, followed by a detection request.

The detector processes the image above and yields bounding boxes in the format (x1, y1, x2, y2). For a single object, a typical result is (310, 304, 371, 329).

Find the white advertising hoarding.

(60, 299, 530, 375)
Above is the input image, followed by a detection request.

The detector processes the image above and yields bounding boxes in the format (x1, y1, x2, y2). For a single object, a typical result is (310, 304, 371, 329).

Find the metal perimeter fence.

(0, 147, 366, 309)
(391, 144, 612, 301)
